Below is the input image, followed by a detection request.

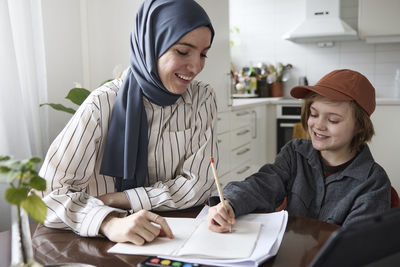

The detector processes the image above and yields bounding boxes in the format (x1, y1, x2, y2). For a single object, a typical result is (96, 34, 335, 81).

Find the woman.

(207, 69, 391, 232)
(39, 0, 218, 245)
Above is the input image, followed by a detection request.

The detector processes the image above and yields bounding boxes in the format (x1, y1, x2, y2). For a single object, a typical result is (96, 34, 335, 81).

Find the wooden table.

(1, 206, 339, 267)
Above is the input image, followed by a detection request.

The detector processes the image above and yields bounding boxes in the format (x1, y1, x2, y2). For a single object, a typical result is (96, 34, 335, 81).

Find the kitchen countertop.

(232, 97, 400, 108)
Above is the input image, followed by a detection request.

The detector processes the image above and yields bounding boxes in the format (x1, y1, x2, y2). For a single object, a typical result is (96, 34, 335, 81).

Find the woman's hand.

(207, 200, 236, 233)
(100, 210, 174, 245)
(97, 192, 130, 210)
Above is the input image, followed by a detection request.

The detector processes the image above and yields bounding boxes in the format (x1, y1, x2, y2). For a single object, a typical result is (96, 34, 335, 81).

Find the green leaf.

(29, 157, 41, 164)
(5, 187, 30, 205)
(21, 193, 47, 224)
(0, 158, 20, 170)
(0, 155, 11, 161)
(30, 176, 46, 191)
(99, 79, 113, 86)
(40, 103, 76, 114)
(66, 88, 91, 106)
(0, 166, 11, 173)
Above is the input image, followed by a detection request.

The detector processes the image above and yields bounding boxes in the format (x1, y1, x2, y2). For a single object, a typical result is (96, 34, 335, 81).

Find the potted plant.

(40, 75, 119, 114)
(0, 156, 47, 267)
(40, 87, 92, 114)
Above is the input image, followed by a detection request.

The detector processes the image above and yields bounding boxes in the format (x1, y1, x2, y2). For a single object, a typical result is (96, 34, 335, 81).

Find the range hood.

(283, 0, 358, 43)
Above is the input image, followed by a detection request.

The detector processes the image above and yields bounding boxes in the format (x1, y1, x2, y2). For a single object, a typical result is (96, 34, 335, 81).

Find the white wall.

(230, 0, 400, 98)
(41, 0, 139, 143)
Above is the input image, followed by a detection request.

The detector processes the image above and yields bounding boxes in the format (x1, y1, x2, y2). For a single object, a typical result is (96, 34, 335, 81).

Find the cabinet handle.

(251, 110, 257, 139)
(280, 123, 295, 128)
(236, 166, 250, 174)
(236, 129, 250, 136)
(217, 139, 222, 144)
(236, 148, 250, 155)
(235, 111, 250, 117)
(217, 117, 222, 121)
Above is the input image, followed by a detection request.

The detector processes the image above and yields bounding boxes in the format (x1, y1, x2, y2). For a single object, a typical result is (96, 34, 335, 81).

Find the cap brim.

(290, 85, 353, 101)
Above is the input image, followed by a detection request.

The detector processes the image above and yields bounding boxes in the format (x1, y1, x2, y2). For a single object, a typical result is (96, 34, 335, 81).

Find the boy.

(207, 69, 391, 232)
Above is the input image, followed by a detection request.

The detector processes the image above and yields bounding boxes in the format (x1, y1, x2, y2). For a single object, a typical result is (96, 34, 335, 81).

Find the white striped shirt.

(39, 76, 218, 237)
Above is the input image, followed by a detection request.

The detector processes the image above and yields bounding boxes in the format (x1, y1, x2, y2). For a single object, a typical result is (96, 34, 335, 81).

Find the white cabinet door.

(196, 0, 231, 111)
(250, 105, 268, 167)
(358, 0, 400, 43)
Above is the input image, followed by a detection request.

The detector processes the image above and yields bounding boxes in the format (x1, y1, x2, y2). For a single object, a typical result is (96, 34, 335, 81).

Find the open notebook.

(108, 206, 288, 267)
(109, 217, 261, 259)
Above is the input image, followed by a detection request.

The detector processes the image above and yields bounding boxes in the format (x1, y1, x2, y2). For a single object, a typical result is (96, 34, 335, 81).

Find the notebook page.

(107, 217, 197, 256)
(176, 219, 261, 259)
(168, 207, 288, 267)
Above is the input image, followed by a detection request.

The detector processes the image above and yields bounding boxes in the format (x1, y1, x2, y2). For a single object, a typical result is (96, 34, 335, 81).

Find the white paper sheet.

(169, 206, 288, 267)
(107, 215, 262, 259)
(107, 217, 197, 256)
(177, 220, 261, 258)
(108, 206, 288, 267)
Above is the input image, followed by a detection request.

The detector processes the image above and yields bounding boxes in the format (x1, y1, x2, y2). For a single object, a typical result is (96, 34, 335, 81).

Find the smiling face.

(307, 96, 358, 163)
(157, 26, 212, 95)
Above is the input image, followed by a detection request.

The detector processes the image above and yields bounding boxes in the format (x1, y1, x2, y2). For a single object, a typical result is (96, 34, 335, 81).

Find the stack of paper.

(108, 206, 288, 267)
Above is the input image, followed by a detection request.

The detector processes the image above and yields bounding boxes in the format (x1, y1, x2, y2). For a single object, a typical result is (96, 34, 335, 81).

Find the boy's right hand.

(207, 200, 236, 233)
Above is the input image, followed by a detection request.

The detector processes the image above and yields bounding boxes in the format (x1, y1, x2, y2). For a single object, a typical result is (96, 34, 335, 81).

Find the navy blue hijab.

(100, 0, 215, 191)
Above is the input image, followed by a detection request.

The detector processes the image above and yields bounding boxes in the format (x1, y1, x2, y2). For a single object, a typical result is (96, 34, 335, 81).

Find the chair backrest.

(391, 186, 400, 208)
(292, 122, 308, 139)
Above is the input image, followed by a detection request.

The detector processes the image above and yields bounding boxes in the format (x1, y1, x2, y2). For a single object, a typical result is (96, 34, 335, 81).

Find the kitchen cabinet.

(369, 104, 400, 192)
(358, 0, 400, 43)
(216, 104, 268, 189)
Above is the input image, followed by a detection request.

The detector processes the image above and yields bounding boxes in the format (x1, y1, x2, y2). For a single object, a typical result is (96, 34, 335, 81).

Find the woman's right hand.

(100, 209, 173, 245)
(207, 200, 236, 233)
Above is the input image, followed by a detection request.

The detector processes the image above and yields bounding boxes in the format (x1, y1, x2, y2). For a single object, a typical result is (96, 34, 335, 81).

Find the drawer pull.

(235, 111, 250, 117)
(217, 117, 222, 121)
(236, 166, 250, 174)
(236, 148, 250, 155)
(236, 129, 250, 136)
(217, 139, 222, 144)
(279, 123, 295, 128)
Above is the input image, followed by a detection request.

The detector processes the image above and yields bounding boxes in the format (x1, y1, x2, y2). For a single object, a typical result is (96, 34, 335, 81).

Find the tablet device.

(310, 207, 400, 267)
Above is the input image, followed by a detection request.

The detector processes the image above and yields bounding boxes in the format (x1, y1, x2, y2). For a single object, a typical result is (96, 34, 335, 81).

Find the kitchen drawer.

(231, 160, 254, 181)
(217, 131, 231, 176)
(218, 172, 232, 191)
(217, 111, 231, 134)
(230, 126, 252, 148)
(218, 161, 254, 189)
(231, 109, 251, 130)
(231, 143, 252, 168)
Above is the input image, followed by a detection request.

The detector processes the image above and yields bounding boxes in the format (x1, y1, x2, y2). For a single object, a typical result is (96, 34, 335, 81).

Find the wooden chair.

(391, 186, 400, 208)
(292, 122, 308, 139)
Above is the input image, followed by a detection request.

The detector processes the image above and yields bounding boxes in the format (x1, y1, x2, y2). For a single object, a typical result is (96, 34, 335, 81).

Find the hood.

(283, 0, 358, 43)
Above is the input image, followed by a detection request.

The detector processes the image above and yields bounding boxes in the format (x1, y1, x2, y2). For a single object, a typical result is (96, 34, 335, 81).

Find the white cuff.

(80, 205, 126, 237)
(124, 187, 152, 212)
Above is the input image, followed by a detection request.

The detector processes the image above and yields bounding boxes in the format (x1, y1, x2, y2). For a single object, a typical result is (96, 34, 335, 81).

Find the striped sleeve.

(39, 89, 126, 237)
(125, 82, 218, 211)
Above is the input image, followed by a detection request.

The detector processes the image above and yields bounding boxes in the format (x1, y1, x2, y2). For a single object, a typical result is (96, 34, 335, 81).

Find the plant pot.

(270, 82, 283, 97)
(11, 206, 41, 267)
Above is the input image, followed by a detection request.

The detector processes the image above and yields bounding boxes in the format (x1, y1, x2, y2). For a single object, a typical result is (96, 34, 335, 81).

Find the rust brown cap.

(290, 69, 376, 116)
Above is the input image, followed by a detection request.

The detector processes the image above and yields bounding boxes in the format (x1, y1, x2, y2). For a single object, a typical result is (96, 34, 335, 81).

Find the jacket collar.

(295, 139, 374, 182)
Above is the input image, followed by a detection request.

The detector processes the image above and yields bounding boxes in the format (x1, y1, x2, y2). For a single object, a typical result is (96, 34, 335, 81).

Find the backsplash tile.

(230, 0, 400, 98)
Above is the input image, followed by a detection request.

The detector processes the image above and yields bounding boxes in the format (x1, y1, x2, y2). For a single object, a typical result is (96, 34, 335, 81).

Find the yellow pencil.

(210, 156, 232, 232)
